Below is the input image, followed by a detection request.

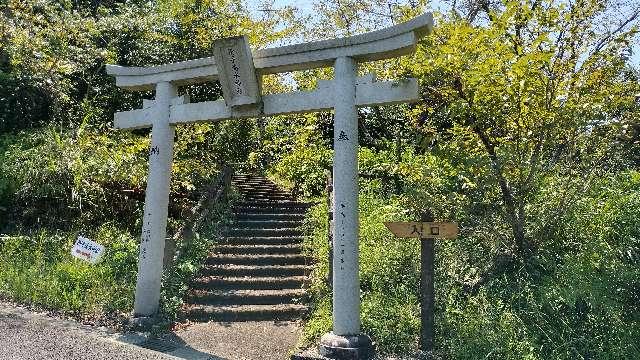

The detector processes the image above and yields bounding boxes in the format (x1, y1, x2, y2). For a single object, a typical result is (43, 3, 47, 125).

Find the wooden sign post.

(384, 221, 458, 353)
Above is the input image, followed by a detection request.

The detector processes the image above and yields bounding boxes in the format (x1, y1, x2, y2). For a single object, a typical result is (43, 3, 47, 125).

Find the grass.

(300, 194, 423, 354)
(298, 173, 640, 358)
(0, 225, 137, 317)
(0, 189, 237, 330)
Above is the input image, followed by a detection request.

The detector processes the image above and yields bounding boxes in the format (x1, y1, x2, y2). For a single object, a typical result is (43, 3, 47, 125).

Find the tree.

(407, 0, 640, 269)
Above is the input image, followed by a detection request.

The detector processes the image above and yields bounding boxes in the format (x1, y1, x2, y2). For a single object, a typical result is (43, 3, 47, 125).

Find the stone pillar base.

(318, 332, 375, 360)
(129, 315, 162, 330)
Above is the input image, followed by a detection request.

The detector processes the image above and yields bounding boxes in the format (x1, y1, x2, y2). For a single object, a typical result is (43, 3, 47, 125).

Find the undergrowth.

(297, 171, 640, 359)
(0, 225, 137, 317)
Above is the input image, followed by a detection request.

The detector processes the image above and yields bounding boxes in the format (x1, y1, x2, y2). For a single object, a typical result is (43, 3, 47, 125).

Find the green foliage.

(0, 73, 51, 132)
(0, 125, 148, 231)
(301, 170, 640, 358)
(523, 172, 640, 359)
(160, 189, 237, 320)
(302, 194, 422, 353)
(265, 114, 333, 196)
(0, 0, 638, 357)
(0, 224, 137, 314)
(441, 294, 536, 360)
(0, 0, 281, 323)
(261, 1, 640, 356)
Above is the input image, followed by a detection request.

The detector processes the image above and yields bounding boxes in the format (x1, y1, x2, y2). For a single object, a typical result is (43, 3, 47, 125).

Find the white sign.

(71, 236, 105, 264)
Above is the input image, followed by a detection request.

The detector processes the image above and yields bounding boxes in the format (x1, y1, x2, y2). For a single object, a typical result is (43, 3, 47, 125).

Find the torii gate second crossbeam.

(107, 13, 432, 360)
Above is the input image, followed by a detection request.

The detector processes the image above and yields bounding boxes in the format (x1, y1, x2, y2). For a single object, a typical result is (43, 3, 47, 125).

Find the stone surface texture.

(331, 56, 361, 336)
(171, 320, 302, 360)
(112, 76, 418, 128)
(105, 13, 433, 90)
(318, 332, 374, 360)
(292, 348, 426, 360)
(0, 301, 303, 360)
(0, 302, 174, 360)
(133, 81, 177, 317)
(212, 36, 261, 108)
(181, 173, 311, 322)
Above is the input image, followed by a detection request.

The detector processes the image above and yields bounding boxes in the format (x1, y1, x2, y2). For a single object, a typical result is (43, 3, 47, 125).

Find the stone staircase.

(181, 174, 312, 322)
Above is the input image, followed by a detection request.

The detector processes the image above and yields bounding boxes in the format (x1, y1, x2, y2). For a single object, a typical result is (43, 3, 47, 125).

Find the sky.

(246, 0, 640, 67)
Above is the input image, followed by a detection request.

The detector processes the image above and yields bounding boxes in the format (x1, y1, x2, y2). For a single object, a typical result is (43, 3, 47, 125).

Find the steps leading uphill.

(182, 174, 312, 322)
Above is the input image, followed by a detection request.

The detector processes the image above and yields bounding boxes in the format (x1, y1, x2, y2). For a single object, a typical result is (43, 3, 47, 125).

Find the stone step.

(206, 254, 308, 266)
(233, 206, 309, 214)
(234, 181, 278, 187)
(223, 228, 303, 237)
(199, 264, 312, 277)
(232, 175, 270, 180)
(215, 244, 303, 255)
(235, 185, 282, 192)
(241, 194, 295, 201)
(224, 236, 304, 245)
(232, 175, 268, 180)
(233, 183, 291, 194)
(243, 195, 296, 202)
(237, 200, 310, 208)
(233, 180, 274, 184)
(233, 183, 280, 194)
(181, 304, 308, 322)
(235, 187, 282, 193)
(234, 213, 305, 221)
(233, 220, 303, 229)
(182, 174, 310, 323)
(191, 276, 308, 290)
(186, 289, 307, 306)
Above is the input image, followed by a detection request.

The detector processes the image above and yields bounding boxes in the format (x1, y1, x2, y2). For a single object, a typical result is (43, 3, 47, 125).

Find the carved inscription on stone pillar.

(213, 36, 261, 108)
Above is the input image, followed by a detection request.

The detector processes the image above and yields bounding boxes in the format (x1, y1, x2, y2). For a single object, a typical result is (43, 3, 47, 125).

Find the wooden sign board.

(384, 222, 458, 239)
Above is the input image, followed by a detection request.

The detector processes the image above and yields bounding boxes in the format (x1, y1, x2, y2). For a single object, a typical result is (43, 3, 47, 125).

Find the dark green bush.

(0, 73, 51, 132)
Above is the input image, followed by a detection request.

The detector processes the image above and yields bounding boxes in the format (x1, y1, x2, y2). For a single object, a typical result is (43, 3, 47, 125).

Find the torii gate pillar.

(319, 56, 374, 358)
(331, 57, 359, 335)
(134, 81, 177, 317)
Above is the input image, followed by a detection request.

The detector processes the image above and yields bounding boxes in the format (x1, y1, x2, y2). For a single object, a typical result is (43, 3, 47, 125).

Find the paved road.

(0, 303, 177, 360)
(170, 320, 301, 360)
(0, 302, 302, 360)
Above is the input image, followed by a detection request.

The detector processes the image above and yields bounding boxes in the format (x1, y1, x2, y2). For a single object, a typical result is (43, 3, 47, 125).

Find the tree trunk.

(473, 127, 530, 258)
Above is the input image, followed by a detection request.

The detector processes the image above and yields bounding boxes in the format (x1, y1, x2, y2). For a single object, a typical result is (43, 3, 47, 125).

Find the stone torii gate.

(107, 13, 432, 359)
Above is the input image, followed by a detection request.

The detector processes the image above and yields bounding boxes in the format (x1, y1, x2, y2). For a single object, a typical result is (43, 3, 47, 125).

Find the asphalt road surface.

(0, 302, 176, 360)
(0, 301, 301, 360)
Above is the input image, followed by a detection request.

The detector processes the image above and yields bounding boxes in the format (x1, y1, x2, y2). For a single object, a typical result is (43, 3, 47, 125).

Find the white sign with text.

(71, 236, 105, 264)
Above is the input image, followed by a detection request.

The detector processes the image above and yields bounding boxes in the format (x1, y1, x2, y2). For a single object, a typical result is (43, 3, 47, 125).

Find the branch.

(520, 130, 544, 193)
(592, 7, 640, 55)
(460, 251, 517, 296)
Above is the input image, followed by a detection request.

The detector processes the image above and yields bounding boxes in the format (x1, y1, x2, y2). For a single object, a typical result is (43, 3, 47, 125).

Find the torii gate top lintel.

(106, 13, 433, 91)
(106, 13, 433, 131)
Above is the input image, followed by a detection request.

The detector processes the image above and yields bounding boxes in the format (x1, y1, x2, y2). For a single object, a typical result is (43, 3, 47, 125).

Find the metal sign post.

(384, 221, 458, 353)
